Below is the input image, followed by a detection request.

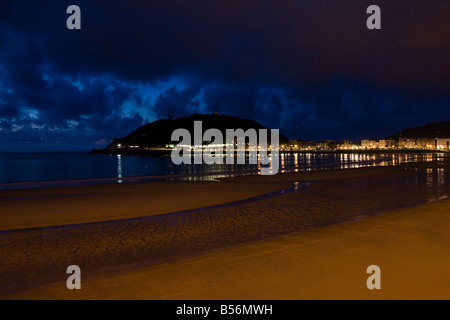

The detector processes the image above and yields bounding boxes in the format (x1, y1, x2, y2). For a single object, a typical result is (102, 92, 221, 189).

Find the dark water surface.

(0, 151, 444, 189)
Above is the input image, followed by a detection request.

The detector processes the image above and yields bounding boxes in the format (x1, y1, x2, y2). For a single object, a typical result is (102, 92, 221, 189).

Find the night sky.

(1, 0, 450, 151)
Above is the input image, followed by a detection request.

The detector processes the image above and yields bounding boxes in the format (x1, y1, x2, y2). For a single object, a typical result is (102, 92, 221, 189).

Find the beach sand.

(9, 198, 450, 300)
(0, 180, 289, 231)
(1, 165, 450, 299)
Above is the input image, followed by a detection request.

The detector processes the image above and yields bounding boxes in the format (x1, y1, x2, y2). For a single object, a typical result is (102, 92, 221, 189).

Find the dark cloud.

(203, 82, 259, 117)
(153, 84, 202, 119)
(0, 0, 450, 151)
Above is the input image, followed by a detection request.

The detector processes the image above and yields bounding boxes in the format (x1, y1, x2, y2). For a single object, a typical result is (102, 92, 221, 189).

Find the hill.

(387, 122, 450, 139)
(95, 113, 288, 153)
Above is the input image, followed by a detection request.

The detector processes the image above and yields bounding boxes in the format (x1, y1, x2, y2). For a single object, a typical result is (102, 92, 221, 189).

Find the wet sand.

(0, 180, 289, 231)
(1, 165, 450, 299)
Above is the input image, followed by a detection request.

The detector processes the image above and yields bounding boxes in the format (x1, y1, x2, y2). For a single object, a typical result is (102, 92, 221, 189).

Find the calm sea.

(0, 151, 444, 189)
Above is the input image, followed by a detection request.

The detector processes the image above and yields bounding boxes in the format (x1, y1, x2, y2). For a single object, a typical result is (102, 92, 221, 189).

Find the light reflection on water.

(0, 152, 448, 189)
(276, 152, 443, 174)
(117, 154, 123, 184)
(170, 152, 448, 180)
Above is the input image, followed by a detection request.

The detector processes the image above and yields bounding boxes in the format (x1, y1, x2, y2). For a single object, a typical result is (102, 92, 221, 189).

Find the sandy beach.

(0, 180, 289, 231)
(1, 164, 450, 299)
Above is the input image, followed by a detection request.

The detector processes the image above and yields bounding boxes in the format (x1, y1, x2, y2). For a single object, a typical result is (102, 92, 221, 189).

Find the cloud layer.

(1, 0, 450, 150)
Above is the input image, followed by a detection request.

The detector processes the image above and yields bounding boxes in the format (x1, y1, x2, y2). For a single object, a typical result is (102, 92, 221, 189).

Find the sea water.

(0, 151, 446, 189)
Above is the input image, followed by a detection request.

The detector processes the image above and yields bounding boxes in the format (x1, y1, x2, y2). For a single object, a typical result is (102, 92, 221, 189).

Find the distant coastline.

(90, 114, 450, 156)
(91, 148, 449, 156)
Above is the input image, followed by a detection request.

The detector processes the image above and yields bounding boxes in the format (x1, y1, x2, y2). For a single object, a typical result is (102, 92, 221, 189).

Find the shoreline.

(0, 179, 291, 231)
(0, 165, 417, 232)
